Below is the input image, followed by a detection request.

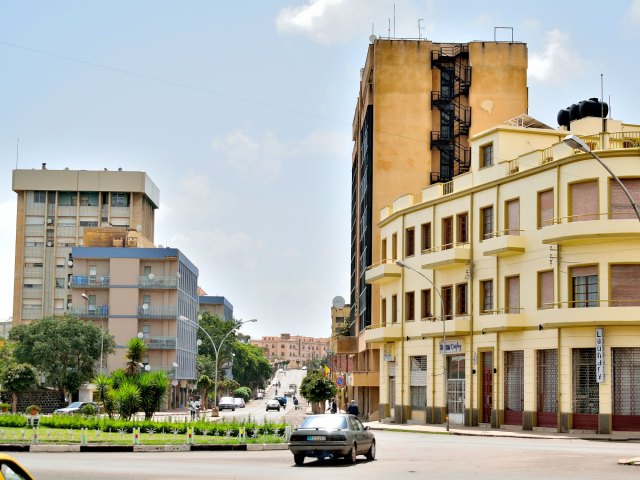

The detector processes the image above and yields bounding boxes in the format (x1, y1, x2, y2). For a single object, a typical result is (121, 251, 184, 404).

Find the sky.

(2, 0, 640, 340)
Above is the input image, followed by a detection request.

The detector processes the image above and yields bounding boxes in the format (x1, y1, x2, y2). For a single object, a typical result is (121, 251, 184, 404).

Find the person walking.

(189, 397, 199, 421)
(330, 398, 337, 414)
(346, 400, 359, 416)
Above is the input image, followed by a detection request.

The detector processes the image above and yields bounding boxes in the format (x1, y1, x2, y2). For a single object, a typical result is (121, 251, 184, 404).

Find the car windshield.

(299, 415, 348, 429)
(67, 402, 83, 408)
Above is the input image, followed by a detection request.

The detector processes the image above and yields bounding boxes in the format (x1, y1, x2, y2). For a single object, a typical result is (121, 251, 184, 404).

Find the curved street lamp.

(178, 315, 257, 414)
(396, 260, 449, 431)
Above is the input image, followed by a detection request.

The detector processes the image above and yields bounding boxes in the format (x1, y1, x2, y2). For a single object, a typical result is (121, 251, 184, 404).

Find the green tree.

(299, 369, 337, 413)
(0, 363, 37, 413)
(231, 342, 272, 390)
(9, 314, 115, 400)
(196, 354, 216, 409)
(124, 337, 147, 376)
(217, 378, 240, 397)
(112, 380, 141, 420)
(93, 374, 115, 418)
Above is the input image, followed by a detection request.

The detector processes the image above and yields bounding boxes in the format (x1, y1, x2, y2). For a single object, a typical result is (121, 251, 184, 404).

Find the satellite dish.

(171, 379, 178, 386)
(148, 273, 155, 280)
(142, 303, 149, 310)
(332, 296, 346, 309)
(369, 34, 377, 43)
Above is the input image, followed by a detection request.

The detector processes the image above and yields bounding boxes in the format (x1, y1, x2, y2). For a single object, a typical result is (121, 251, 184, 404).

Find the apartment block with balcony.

(12, 167, 159, 325)
(349, 38, 529, 419)
(251, 333, 329, 368)
(69, 247, 199, 402)
(199, 296, 234, 321)
(365, 108, 640, 433)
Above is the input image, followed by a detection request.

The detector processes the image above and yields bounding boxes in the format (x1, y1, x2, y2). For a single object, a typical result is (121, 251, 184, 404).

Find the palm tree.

(125, 338, 147, 376)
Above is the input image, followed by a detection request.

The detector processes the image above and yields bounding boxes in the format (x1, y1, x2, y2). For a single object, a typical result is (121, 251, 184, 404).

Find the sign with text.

(596, 328, 605, 383)
(439, 340, 463, 354)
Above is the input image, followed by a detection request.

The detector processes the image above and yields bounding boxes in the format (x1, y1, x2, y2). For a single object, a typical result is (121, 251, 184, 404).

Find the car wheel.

(347, 444, 357, 464)
(366, 440, 376, 460)
(266, 407, 269, 411)
(294, 454, 305, 466)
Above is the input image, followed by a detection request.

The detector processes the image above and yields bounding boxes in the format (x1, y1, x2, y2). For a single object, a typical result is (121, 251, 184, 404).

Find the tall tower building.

(348, 38, 528, 419)
(12, 166, 159, 325)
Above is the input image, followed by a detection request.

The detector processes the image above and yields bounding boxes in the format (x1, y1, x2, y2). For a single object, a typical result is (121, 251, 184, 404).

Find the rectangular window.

(506, 199, 520, 236)
(442, 285, 453, 319)
(405, 291, 415, 321)
(381, 298, 387, 324)
(33, 191, 46, 203)
(570, 180, 599, 222)
(410, 356, 427, 410)
(442, 217, 453, 250)
(481, 143, 493, 168)
(421, 289, 432, 319)
(457, 212, 468, 244)
(456, 283, 468, 315)
(111, 192, 130, 207)
(571, 266, 598, 308)
(538, 189, 554, 228)
(55, 278, 65, 289)
(506, 275, 520, 313)
(421, 222, 432, 252)
(610, 264, 640, 306)
(538, 270, 554, 309)
(405, 227, 415, 257)
(391, 295, 398, 323)
(381, 238, 387, 262)
(481, 206, 494, 240)
(609, 178, 640, 219)
(392, 233, 398, 260)
(481, 280, 494, 313)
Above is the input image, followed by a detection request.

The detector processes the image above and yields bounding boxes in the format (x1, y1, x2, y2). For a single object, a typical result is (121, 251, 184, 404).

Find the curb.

(0, 443, 289, 453)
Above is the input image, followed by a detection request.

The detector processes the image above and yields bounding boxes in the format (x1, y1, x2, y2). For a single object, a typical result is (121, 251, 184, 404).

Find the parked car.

(274, 396, 287, 407)
(288, 414, 375, 465)
(0, 453, 35, 480)
(54, 401, 99, 415)
(301, 366, 307, 370)
(218, 396, 236, 411)
(233, 397, 246, 408)
(256, 391, 264, 399)
(266, 398, 281, 411)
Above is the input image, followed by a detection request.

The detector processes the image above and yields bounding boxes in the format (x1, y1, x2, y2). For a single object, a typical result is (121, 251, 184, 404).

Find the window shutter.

(507, 199, 520, 235)
(611, 264, 640, 306)
(571, 180, 598, 221)
(539, 271, 554, 309)
(609, 178, 640, 219)
(539, 190, 553, 227)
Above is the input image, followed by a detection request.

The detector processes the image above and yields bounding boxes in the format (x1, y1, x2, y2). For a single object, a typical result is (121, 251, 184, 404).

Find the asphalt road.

(10, 430, 640, 480)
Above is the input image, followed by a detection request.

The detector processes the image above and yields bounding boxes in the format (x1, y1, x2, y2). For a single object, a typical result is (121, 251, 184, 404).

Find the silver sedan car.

(288, 414, 375, 465)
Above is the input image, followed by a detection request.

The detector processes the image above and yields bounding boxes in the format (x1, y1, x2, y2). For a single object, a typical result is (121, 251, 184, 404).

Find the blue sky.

(2, 1, 640, 339)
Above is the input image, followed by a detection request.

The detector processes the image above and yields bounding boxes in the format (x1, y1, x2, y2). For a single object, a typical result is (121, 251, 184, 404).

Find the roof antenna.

(393, 3, 396, 38)
(418, 18, 424, 40)
(388, 18, 391, 38)
(601, 73, 606, 133)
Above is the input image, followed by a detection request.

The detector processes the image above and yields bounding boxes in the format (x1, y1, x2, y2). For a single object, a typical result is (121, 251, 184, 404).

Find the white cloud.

(623, 0, 640, 30)
(522, 18, 540, 30)
(529, 30, 588, 85)
(275, 0, 424, 44)
(211, 130, 284, 181)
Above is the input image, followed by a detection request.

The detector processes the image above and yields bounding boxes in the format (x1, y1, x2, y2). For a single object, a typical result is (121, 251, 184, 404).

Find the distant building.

(251, 333, 329, 368)
(199, 296, 233, 321)
(11, 166, 159, 325)
(0, 318, 12, 339)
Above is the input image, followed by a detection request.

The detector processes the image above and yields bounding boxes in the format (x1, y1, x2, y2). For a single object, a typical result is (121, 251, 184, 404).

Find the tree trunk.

(11, 392, 17, 413)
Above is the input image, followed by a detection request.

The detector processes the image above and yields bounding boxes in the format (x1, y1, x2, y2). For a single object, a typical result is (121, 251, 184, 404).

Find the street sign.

(336, 375, 345, 387)
(596, 328, 605, 383)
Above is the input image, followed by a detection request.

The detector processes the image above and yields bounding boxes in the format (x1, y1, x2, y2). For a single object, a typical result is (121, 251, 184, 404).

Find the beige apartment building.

(348, 38, 529, 419)
(252, 334, 329, 368)
(365, 110, 640, 434)
(12, 167, 158, 325)
(69, 244, 199, 407)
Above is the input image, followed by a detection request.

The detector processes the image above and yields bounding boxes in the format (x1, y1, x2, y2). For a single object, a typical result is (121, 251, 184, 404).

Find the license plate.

(307, 435, 326, 441)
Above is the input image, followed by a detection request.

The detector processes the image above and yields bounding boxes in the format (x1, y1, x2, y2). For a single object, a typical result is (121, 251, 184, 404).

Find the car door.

(349, 416, 371, 454)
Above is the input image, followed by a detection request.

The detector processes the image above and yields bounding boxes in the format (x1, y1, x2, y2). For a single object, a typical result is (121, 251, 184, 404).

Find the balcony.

(420, 243, 471, 270)
(335, 335, 358, 354)
(138, 276, 178, 289)
(476, 309, 529, 333)
(420, 315, 471, 338)
(539, 301, 640, 329)
(362, 323, 402, 344)
(349, 371, 380, 387)
(482, 231, 527, 257)
(70, 275, 110, 288)
(365, 261, 402, 285)
(541, 217, 640, 246)
(138, 306, 178, 319)
(68, 305, 109, 318)
(146, 336, 177, 349)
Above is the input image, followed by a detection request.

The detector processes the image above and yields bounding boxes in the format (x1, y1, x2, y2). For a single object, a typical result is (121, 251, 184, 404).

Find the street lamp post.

(396, 260, 450, 431)
(563, 134, 640, 222)
(178, 315, 257, 415)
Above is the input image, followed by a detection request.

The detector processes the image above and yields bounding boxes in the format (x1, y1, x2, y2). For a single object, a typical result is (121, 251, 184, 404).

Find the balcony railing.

(138, 276, 178, 289)
(68, 305, 109, 318)
(138, 306, 178, 319)
(70, 275, 110, 288)
(146, 336, 177, 349)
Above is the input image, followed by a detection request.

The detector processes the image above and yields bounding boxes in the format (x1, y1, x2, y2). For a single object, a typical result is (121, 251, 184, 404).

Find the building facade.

(69, 246, 199, 406)
(251, 333, 329, 368)
(348, 38, 529, 419)
(365, 112, 640, 433)
(199, 296, 234, 321)
(12, 167, 159, 325)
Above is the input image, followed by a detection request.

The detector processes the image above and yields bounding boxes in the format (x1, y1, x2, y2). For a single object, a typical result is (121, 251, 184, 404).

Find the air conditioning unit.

(46, 241, 53, 247)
